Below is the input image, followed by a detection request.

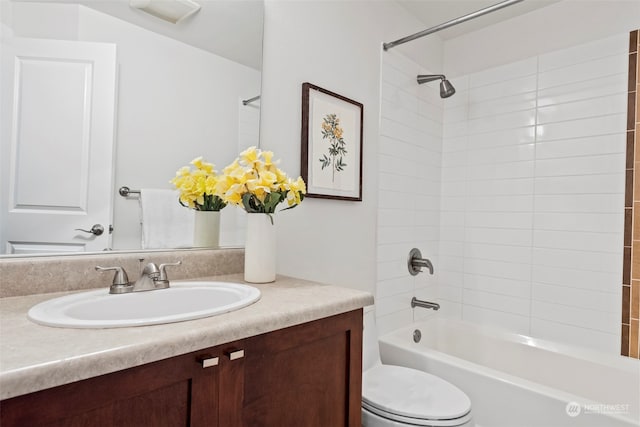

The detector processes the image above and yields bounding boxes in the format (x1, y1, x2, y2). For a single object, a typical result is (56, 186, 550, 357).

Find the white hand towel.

(139, 189, 194, 249)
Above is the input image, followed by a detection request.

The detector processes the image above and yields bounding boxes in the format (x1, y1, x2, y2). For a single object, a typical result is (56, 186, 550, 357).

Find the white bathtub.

(378, 318, 640, 427)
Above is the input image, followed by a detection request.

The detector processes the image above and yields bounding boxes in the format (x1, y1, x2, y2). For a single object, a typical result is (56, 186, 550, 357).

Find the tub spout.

(411, 297, 440, 311)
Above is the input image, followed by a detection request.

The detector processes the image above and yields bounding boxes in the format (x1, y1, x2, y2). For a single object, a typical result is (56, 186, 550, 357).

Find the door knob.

(75, 224, 105, 236)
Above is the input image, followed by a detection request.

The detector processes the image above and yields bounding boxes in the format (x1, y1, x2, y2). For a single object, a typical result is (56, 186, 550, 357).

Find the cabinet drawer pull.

(197, 356, 219, 368)
(225, 349, 245, 360)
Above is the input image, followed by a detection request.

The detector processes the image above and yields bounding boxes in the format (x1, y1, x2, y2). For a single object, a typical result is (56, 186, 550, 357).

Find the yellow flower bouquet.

(217, 146, 306, 215)
(170, 157, 227, 211)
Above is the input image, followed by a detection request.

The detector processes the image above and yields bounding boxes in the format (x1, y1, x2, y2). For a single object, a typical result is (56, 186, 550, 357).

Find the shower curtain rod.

(383, 0, 524, 51)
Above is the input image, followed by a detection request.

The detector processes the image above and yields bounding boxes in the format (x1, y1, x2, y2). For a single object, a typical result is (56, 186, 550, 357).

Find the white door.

(0, 37, 117, 254)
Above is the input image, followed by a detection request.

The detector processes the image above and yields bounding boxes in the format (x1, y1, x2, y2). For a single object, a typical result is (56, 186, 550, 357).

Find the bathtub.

(378, 318, 640, 427)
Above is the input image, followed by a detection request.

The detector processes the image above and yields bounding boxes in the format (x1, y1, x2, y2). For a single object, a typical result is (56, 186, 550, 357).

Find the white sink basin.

(28, 281, 261, 328)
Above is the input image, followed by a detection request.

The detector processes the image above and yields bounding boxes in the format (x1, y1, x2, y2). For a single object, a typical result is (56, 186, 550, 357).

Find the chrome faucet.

(96, 261, 181, 294)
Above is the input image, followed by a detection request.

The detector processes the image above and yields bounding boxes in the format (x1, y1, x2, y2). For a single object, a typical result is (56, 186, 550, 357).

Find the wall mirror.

(0, 0, 264, 257)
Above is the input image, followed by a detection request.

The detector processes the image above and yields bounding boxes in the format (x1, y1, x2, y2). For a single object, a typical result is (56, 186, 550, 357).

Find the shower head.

(416, 74, 456, 98)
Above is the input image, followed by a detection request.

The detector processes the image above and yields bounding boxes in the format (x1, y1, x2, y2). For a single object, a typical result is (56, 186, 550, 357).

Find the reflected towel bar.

(119, 186, 140, 197)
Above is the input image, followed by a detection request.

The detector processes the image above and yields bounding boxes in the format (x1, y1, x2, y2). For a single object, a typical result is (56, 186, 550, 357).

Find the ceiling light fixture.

(130, 0, 201, 24)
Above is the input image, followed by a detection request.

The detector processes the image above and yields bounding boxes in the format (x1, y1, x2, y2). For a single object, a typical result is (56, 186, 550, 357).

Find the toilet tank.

(363, 307, 381, 372)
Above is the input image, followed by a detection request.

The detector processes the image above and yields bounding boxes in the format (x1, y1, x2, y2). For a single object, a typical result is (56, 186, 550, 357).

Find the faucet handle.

(95, 266, 129, 286)
(158, 261, 182, 281)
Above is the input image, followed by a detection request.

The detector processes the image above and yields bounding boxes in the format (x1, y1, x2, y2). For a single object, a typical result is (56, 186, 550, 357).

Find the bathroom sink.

(28, 281, 261, 328)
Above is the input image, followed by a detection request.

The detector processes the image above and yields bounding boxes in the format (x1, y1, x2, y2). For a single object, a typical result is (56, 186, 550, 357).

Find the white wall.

(376, 49, 444, 334)
(444, 0, 640, 77)
(260, 0, 439, 293)
(5, 2, 261, 250)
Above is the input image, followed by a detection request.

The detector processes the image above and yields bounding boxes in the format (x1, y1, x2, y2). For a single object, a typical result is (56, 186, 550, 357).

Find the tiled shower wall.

(438, 34, 628, 354)
(624, 30, 640, 358)
(376, 50, 444, 335)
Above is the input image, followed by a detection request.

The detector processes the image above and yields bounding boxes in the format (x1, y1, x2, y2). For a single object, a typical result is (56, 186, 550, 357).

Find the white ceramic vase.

(193, 210, 220, 248)
(244, 213, 276, 283)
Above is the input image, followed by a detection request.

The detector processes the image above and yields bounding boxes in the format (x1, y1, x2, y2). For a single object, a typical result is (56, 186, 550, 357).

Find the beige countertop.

(0, 274, 373, 400)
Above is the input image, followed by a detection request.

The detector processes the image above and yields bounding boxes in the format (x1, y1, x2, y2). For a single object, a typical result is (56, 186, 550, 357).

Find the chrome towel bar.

(119, 186, 140, 197)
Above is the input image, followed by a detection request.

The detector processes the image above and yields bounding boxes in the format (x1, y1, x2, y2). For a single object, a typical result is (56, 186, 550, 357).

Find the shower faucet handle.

(407, 248, 434, 276)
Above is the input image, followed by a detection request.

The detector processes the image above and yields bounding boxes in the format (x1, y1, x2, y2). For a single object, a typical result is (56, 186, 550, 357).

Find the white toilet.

(362, 309, 474, 427)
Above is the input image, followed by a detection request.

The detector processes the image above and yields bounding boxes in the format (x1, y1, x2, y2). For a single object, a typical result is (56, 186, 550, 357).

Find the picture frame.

(301, 82, 363, 201)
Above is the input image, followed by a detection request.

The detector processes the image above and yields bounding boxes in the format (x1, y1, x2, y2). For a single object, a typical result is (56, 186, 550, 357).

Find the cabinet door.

(242, 309, 363, 427)
(0, 348, 220, 427)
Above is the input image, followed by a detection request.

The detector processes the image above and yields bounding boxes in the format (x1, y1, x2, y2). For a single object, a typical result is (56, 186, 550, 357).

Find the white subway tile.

(537, 93, 627, 124)
(439, 255, 465, 273)
(439, 240, 465, 257)
(442, 150, 467, 168)
(419, 98, 444, 122)
(439, 226, 465, 242)
(381, 81, 418, 111)
(381, 117, 427, 145)
(467, 160, 535, 181)
(440, 211, 465, 228)
(377, 290, 416, 317)
(533, 229, 622, 253)
(463, 288, 530, 316)
(383, 61, 419, 92)
(378, 225, 420, 245)
(381, 100, 421, 132)
(441, 166, 467, 182)
(465, 227, 533, 247)
(532, 265, 620, 293)
(534, 174, 624, 196)
(384, 50, 422, 77)
(378, 153, 418, 176)
(532, 282, 621, 312)
(376, 309, 413, 336)
(436, 301, 463, 320)
(438, 270, 464, 287)
(470, 126, 536, 149)
(533, 212, 623, 233)
(465, 211, 532, 229)
(468, 57, 536, 88)
(534, 193, 624, 213)
(467, 178, 534, 196)
(441, 181, 466, 197)
(443, 121, 468, 139)
(442, 135, 468, 153)
(468, 92, 537, 119)
(468, 109, 536, 135)
(535, 153, 625, 177)
(469, 75, 537, 103)
(530, 318, 619, 354)
(438, 285, 462, 302)
(441, 196, 466, 212)
(415, 210, 441, 227)
(464, 258, 531, 282)
(466, 143, 535, 166)
(535, 134, 625, 160)
(462, 305, 530, 335)
(443, 104, 468, 124)
(464, 242, 532, 264)
(532, 247, 622, 274)
(538, 34, 628, 72)
(379, 137, 419, 161)
(466, 195, 534, 212)
(531, 300, 618, 333)
(377, 258, 411, 281)
(463, 274, 531, 299)
(378, 208, 415, 227)
(537, 73, 628, 107)
(536, 114, 626, 142)
(538, 53, 628, 90)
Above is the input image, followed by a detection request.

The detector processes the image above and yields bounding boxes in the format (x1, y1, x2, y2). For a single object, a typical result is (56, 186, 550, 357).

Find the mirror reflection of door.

(0, 37, 117, 254)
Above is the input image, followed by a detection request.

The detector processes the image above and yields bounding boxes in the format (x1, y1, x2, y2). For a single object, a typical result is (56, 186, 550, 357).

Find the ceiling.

(13, 0, 264, 70)
(395, 0, 562, 40)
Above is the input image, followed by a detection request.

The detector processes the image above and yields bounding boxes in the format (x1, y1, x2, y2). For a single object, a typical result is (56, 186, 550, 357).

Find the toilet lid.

(362, 364, 471, 421)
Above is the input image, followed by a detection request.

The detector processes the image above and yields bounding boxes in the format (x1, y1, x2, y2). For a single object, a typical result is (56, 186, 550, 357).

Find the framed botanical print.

(301, 82, 363, 201)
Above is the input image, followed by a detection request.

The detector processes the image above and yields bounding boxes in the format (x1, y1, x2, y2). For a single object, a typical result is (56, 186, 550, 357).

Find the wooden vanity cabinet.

(0, 309, 363, 427)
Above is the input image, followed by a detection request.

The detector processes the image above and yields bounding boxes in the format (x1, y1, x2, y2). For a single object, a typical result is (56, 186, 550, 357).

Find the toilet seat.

(362, 365, 472, 426)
